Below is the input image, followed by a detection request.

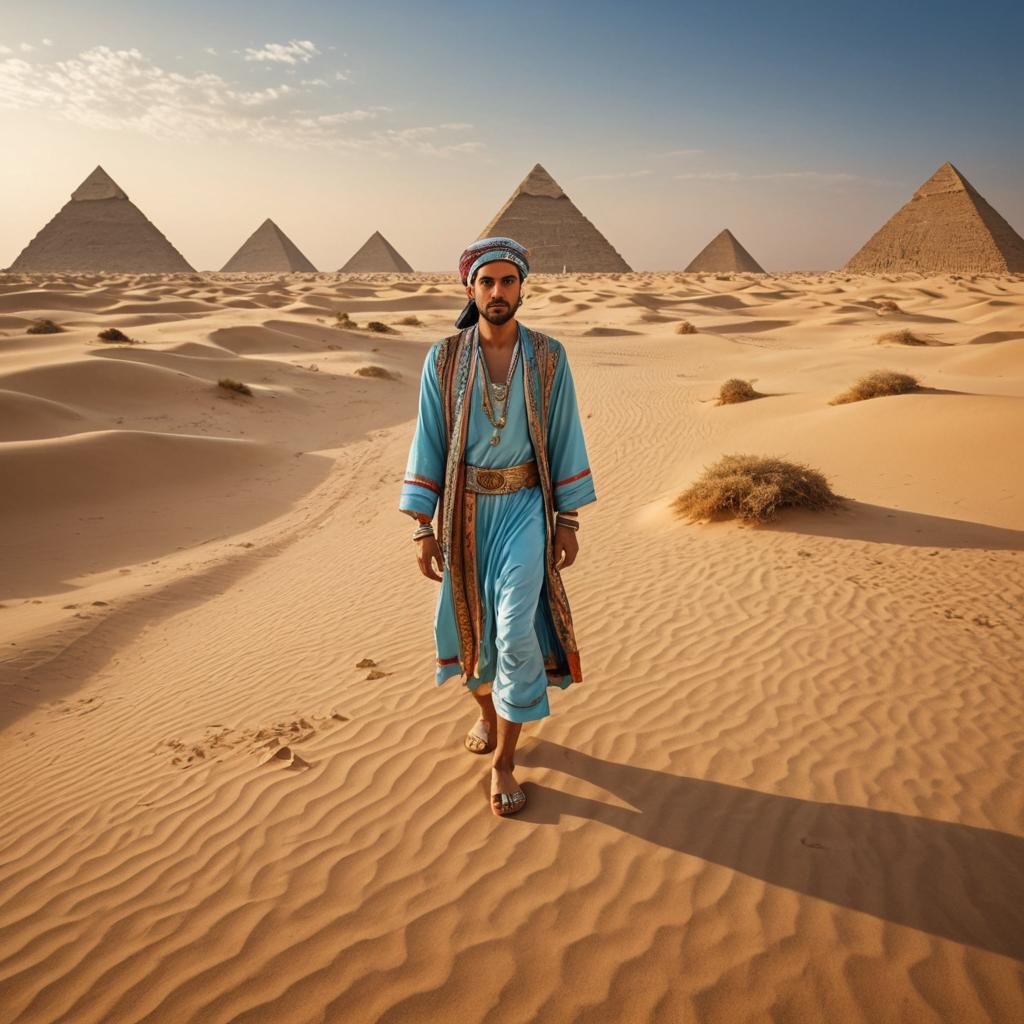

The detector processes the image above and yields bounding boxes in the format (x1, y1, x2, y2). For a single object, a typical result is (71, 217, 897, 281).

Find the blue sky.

(2, 0, 1022, 270)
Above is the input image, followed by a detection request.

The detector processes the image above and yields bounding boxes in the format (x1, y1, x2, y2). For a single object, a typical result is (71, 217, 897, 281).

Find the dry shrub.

(97, 327, 136, 343)
(830, 370, 919, 405)
(673, 454, 838, 524)
(396, 315, 423, 326)
(878, 328, 927, 346)
(717, 379, 762, 405)
(27, 318, 63, 334)
(676, 321, 698, 335)
(366, 321, 397, 334)
(876, 299, 903, 313)
(355, 365, 395, 380)
(333, 311, 354, 327)
(218, 377, 253, 396)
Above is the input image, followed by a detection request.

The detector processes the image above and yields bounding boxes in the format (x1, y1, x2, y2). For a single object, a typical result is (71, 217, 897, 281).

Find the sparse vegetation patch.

(673, 454, 839, 524)
(830, 371, 919, 405)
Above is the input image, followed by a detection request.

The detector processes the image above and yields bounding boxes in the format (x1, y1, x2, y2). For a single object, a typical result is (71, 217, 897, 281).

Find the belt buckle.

(476, 469, 506, 493)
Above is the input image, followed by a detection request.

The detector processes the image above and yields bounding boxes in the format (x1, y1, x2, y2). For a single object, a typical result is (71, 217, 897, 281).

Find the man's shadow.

(516, 741, 1024, 961)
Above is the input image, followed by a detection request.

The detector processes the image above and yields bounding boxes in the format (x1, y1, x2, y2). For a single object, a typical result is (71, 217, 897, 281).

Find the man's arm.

(546, 345, 597, 514)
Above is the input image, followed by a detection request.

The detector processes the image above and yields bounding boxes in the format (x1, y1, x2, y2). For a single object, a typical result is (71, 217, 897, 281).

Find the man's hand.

(553, 524, 579, 570)
(416, 536, 445, 582)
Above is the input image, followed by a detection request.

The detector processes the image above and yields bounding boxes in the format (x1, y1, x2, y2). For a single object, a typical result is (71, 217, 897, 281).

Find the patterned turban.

(455, 236, 530, 328)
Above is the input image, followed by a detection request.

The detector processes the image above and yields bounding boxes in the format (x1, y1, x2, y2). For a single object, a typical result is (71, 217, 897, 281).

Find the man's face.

(467, 260, 522, 326)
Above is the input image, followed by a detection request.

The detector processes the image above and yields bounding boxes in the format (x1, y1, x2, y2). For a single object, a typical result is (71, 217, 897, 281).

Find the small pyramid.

(221, 219, 317, 272)
(480, 164, 632, 273)
(9, 166, 194, 273)
(685, 229, 765, 273)
(845, 162, 1024, 274)
(338, 231, 413, 272)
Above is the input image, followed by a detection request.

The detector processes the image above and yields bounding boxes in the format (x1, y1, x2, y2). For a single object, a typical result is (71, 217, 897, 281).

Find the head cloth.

(455, 236, 530, 328)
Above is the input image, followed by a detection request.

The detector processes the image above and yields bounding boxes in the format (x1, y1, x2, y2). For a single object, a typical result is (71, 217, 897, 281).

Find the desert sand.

(1, 269, 1022, 1023)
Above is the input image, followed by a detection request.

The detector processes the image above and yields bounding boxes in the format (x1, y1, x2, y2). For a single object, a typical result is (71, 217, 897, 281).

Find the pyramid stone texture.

(480, 164, 632, 273)
(9, 166, 194, 273)
(221, 219, 317, 272)
(338, 231, 413, 272)
(845, 162, 1024, 274)
(685, 229, 765, 272)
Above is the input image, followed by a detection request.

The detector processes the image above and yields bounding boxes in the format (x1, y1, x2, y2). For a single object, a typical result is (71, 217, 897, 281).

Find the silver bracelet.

(413, 523, 435, 541)
(556, 517, 579, 532)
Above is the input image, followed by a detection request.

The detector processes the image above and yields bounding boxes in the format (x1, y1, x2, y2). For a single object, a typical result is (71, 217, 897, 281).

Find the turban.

(455, 236, 530, 329)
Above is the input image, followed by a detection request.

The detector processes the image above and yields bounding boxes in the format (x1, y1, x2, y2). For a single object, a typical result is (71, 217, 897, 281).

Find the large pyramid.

(685, 228, 765, 273)
(221, 218, 317, 272)
(9, 166, 194, 273)
(480, 164, 632, 273)
(845, 162, 1024, 274)
(338, 231, 413, 272)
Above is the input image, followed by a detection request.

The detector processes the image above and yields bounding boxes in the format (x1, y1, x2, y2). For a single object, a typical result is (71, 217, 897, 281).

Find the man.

(399, 236, 596, 817)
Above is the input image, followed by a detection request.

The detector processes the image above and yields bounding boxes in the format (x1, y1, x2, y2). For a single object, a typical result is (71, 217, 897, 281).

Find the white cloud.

(0, 46, 11, 55)
(0, 45, 482, 157)
(300, 77, 327, 87)
(42, 38, 54, 47)
(19, 42, 34, 53)
(577, 169, 652, 182)
(243, 40, 319, 65)
(204, 47, 218, 56)
(335, 69, 352, 81)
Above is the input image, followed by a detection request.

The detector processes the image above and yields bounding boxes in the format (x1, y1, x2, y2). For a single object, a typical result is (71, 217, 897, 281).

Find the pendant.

(492, 384, 507, 401)
(490, 432, 501, 446)
(497, 417, 506, 427)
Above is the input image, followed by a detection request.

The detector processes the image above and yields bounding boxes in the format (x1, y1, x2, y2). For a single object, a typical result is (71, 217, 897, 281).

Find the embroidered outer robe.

(399, 323, 596, 723)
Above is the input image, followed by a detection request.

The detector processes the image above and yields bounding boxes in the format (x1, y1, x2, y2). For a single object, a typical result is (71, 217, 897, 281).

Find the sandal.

(464, 719, 495, 755)
(492, 788, 527, 817)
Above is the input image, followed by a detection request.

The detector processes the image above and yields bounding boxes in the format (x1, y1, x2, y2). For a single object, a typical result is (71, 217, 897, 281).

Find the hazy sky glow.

(2, 0, 1022, 271)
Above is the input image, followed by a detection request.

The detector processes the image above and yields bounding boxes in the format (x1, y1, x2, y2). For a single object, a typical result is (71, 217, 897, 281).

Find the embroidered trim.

(523, 329, 582, 681)
(404, 475, 441, 494)
(499, 690, 546, 709)
(437, 656, 460, 666)
(555, 468, 592, 488)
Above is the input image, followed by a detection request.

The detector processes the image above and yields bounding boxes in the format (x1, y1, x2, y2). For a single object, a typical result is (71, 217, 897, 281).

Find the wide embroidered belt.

(465, 460, 539, 495)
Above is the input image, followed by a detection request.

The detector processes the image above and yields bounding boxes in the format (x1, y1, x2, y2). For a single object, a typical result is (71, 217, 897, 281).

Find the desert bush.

(878, 328, 927, 346)
(355, 365, 395, 380)
(97, 327, 134, 343)
(26, 318, 63, 334)
(366, 321, 397, 334)
(396, 315, 423, 326)
(876, 299, 903, 313)
(830, 371, 919, 405)
(676, 321, 698, 335)
(333, 311, 354, 327)
(717, 379, 762, 405)
(218, 377, 253, 396)
(673, 454, 838, 524)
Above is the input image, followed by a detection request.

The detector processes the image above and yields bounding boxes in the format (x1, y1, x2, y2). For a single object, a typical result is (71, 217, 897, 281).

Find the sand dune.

(0, 269, 1022, 1024)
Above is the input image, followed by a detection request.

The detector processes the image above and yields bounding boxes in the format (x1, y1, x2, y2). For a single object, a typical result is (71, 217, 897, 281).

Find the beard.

(478, 295, 520, 326)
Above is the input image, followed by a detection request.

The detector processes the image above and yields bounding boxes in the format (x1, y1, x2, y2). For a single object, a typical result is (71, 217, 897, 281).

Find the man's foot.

(464, 718, 496, 755)
(490, 765, 526, 816)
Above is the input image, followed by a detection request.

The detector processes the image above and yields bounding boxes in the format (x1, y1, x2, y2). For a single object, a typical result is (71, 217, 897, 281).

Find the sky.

(1, 0, 1022, 271)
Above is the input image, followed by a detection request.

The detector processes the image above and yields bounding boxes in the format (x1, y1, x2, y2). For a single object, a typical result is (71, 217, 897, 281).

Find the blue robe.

(399, 323, 596, 723)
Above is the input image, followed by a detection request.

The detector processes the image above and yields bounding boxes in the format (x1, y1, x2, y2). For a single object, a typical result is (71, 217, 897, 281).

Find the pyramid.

(479, 164, 632, 273)
(9, 166, 194, 273)
(221, 218, 317, 272)
(685, 229, 765, 273)
(338, 231, 413, 272)
(845, 162, 1024, 274)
